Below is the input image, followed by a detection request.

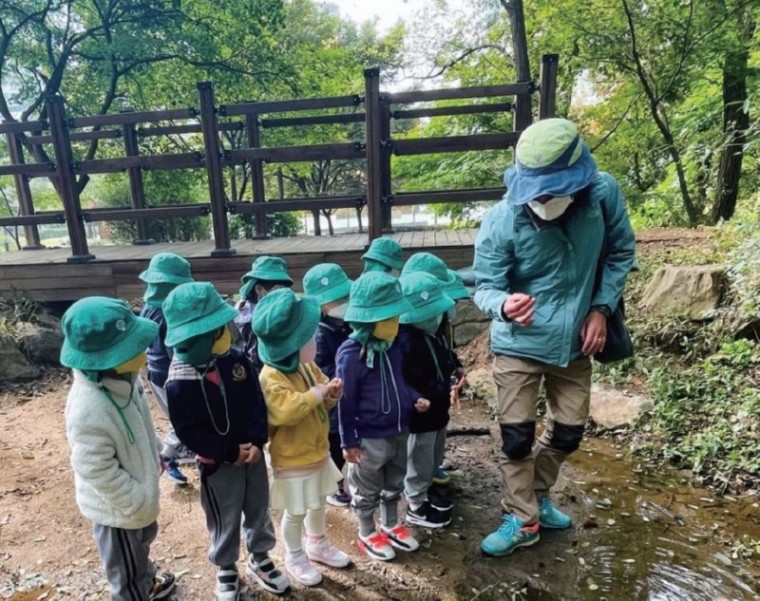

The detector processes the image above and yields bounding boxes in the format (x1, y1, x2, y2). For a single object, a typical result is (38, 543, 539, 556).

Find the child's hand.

(343, 447, 362, 464)
(245, 446, 262, 464)
(327, 377, 343, 399)
(235, 443, 253, 466)
(313, 384, 331, 400)
(415, 398, 431, 413)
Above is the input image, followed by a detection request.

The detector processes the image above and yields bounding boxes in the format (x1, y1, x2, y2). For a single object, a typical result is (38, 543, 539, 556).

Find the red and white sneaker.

(381, 524, 420, 552)
(357, 531, 396, 561)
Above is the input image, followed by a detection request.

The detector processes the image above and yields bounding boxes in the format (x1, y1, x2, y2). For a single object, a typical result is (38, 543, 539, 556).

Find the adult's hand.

(501, 293, 536, 326)
(581, 310, 608, 356)
(343, 447, 362, 464)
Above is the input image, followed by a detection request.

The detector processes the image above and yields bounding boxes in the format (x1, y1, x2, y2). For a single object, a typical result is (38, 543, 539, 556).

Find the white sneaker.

(357, 531, 396, 561)
(306, 536, 350, 568)
(245, 555, 290, 595)
(381, 523, 420, 552)
(285, 550, 322, 586)
(214, 568, 239, 601)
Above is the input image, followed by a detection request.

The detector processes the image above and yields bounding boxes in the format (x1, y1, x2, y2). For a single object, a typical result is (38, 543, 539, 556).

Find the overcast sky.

(322, 0, 414, 31)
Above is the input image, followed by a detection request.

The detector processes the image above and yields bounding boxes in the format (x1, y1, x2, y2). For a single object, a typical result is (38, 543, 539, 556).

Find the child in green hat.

(138, 252, 194, 486)
(336, 272, 431, 561)
(162, 282, 289, 600)
(61, 297, 176, 601)
(253, 288, 350, 586)
(361, 237, 405, 274)
(302, 263, 353, 507)
(233, 256, 294, 371)
(397, 272, 459, 529)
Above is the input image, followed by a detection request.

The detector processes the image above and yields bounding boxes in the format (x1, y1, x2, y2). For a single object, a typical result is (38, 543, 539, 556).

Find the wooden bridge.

(0, 57, 559, 302)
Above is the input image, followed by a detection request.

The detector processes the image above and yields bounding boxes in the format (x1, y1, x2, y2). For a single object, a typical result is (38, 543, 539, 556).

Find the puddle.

(566, 440, 760, 600)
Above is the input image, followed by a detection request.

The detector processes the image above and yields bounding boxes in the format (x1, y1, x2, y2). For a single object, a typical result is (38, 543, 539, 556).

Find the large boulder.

(0, 333, 40, 382)
(452, 300, 490, 346)
(467, 366, 498, 411)
(16, 321, 64, 365)
(642, 265, 726, 320)
(451, 299, 488, 327)
(590, 385, 653, 430)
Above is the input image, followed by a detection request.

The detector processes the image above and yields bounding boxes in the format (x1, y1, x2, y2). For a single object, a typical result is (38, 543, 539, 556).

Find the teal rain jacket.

(473, 172, 636, 367)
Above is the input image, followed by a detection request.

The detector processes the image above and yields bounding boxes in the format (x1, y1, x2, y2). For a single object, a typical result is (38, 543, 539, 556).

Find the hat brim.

(257, 296, 321, 363)
(138, 269, 193, 285)
(164, 302, 238, 347)
(504, 145, 598, 205)
(60, 316, 159, 371)
(361, 250, 405, 271)
(400, 294, 455, 325)
(443, 270, 470, 300)
(241, 270, 294, 285)
(345, 296, 413, 324)
(313, 279, 352, 306)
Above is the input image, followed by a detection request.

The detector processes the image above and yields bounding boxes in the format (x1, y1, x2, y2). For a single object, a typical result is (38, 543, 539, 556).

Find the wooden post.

(245, 113, 268, 238)
(364, 67, 383, 241)
(122, 119, 153, 244)
(45, 95, 94, 263)
(505, 0, 533, 132)
(198, 82, 235, 257)
(379, 97, 393, 233)
(539, 54, 559, 120)
(4, 132, 43, 249)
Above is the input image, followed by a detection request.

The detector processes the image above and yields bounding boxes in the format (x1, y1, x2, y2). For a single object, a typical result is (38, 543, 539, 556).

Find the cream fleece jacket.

(65, 371, 161, 529)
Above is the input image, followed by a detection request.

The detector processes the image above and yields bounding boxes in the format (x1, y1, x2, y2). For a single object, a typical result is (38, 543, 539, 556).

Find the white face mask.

(326, 302, 348, 320)
(299, 336, 317, 364)
(527, 195, 574, 221)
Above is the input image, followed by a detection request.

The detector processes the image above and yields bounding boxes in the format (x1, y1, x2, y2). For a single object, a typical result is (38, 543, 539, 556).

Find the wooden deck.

(0, 230, 477, 302)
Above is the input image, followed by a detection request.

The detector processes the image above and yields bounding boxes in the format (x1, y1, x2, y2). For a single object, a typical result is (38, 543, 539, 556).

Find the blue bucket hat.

(504, 118, 598, 205)
(345, 272, 412, 323)
(163, 282, 238, 347)
(239, 255, 293, 301)
(399, 272, 455, 325)
(362, 237, 405, 271)
(252, 288, 321, 365)
(303, 263, 352, 306)
(138, 252, 193, 285)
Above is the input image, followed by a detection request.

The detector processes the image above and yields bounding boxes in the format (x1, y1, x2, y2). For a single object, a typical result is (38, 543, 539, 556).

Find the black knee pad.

(551, 422, 585, 453)
(500, 422, 535, 460)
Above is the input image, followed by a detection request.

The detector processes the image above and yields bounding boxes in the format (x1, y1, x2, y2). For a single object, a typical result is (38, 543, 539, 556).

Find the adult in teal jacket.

(473, 118, 635, 558)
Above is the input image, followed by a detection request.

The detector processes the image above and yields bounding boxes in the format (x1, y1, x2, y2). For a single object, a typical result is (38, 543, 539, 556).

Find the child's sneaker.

(174, 443, 196, 465)
(406, 501, 451, 529)
(326, 490, 351, 507)
(381, 524, 420, 552)
(246, 555, 290, 595)
(213, 568, 238, 601)
(432, 468, 451, 485)
(306, 535, 350, 568)
(285, 550, 322, 586)
(148, 571, 176, 600)
(162, 458, 187, 485)
(538, 496, 572, 529)
(439, 459, 454, 470)
(480, 514, 540, 557)
(357, 531, 396, 561)
(428, 491, 453, 512)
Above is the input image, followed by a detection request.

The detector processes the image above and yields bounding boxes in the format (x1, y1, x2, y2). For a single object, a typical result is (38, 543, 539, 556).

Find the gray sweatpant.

(147, 381, 182, 459)
(92, 521, 157, 601)
(347, 434, 408, 536)
(200, 460, 276, 568)
(405, 427, 447, 505)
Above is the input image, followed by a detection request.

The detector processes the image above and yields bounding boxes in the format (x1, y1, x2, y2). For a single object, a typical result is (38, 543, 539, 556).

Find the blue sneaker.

(163, 459, 188, 485)
(432, 468, 451, 486)
(538, 496, 572, 529)
(481, 514, 540, 557)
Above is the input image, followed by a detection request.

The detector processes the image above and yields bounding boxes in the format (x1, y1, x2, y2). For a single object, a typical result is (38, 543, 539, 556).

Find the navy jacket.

(165, 349, 268, 477)
(397, 325, 458, 433)
(139, 304, 171, 387)
(336, 339, 421, 448)
(315, 315, 351, 433)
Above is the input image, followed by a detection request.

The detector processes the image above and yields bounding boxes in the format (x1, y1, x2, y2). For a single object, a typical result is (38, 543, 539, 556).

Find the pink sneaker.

(285, 551, 322, 587)
(305, 536, 350, 568)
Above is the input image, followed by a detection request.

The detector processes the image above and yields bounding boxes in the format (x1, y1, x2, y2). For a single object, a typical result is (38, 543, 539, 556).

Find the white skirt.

(270, 457, 342, 514)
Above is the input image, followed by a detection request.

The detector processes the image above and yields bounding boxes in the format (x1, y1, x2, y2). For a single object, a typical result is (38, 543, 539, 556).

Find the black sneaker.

(149, 571, 176, 600)
(428, 491, 453, 512)
(406, 501, 452, 529)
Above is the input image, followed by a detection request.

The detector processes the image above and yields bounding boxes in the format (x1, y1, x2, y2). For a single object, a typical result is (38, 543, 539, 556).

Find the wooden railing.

(0, 54, 559, 263)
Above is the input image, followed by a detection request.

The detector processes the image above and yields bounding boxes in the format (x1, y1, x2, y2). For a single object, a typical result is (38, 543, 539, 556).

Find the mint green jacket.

(473, 172, 636, 367)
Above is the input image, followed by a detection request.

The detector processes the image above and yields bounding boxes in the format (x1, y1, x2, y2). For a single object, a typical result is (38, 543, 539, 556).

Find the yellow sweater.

(259, 362, 336, 468)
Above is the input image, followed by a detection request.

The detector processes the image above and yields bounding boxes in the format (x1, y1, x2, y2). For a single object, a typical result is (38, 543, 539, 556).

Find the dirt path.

(1, 376, 758, 601)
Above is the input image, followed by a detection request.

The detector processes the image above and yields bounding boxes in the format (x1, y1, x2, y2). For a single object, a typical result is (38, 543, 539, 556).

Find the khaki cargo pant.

(493, 355, 591, 524)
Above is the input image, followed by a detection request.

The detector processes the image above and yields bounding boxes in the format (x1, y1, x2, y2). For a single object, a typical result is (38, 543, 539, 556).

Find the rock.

(642, 265, 725, 320)
(0, 333, 40, 382)
(454, 321, 490, 347)
(467, 367, 498, 410)
(16, 322, 64, 365)
(590, 385, 653, 429)
(451, 300, 489, 327)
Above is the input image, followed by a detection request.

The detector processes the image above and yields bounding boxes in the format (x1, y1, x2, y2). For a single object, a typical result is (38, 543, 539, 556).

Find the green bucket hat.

(399, 272, 455, 325)
(60, 297, 159, 371)
(303, 263, 352, 306)
(504, 118, 598, 205)
(401, 252, 469, 300)
(361, 237, 404, 271)
(138, 252, 193, 285)
(240, 255, 293, 300)
(252, 288, 321, 364)
(345, 271, 412, 323)
(163, 282, 238, 347)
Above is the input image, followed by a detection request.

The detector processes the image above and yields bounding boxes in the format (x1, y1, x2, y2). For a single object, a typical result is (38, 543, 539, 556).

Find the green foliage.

(230, 212, 303, 238)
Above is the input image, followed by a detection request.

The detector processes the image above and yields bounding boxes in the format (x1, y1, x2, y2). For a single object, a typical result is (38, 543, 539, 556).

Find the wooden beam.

(388, 83, 531, 104)
(223, 95, 362, 116)
(0, 120, 46, 134)
(389, 188, 505, 206)
(392, 103, 513, 120)
(76, 152, 204, 174)
(391, 132, 519, 156)
(122, 121, 153, 244)
(245, 114, 267, 237)
(27, 129, 122, 145)
(225, 142, 364, 164)
(0, 212, 66, 227)
(137, 121, 242, 137)
(229, 195, 363, 214)
(4, 133, 43, 249)
(380, 100, 393, 233)
(260, 113, 366, 128)
(539, 53, 559, 120)
(70, 108, 195, 128)
(364, 68, 383, 241)
(81, 204, 209, 221)
(0, 162, 56, 177)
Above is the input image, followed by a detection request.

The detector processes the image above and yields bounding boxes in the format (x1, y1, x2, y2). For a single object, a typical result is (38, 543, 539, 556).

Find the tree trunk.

(710, 10, 755, 224)
(356, 206, 364, 233)
(312, 209, 321, 236)
(324, 210, 335, 236)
